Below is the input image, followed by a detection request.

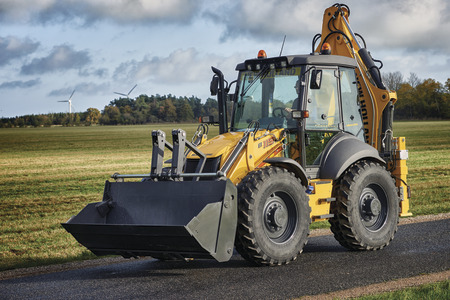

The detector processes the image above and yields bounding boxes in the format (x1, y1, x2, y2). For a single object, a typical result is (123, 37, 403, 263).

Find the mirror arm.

(211, 67, 228, 134)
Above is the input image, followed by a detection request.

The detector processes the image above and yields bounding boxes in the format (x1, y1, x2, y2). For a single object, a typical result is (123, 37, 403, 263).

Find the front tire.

(235, 167, 311, 266)
(330, 160, 399, 250)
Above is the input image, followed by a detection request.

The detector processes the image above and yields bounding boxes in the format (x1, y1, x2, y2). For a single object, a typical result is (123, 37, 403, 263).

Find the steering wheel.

(272, 107, 288, 118)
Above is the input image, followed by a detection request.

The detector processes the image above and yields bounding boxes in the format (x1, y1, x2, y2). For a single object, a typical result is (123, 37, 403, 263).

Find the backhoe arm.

(315, 4, 397, 149)
(315, 4, 411, 217)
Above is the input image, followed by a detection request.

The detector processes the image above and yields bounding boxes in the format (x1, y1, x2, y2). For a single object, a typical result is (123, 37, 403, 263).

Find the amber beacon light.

(257, 50, 267, 59)
(320, 43, 331, 54)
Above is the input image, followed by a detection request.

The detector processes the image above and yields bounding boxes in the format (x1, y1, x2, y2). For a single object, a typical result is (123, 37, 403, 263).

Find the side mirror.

(310, 69, 322, 89)
(210, 76, 219, 96)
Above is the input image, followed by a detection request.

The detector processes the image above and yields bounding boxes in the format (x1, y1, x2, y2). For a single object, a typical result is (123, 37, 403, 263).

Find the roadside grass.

(0, 124, 210, 271)
(394, 121, 450, 216)
(0, 121, 449, 271)
(356, 279, 449, 300)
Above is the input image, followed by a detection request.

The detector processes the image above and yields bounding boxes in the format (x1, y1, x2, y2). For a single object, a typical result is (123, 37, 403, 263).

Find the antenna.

(114, 84, 137, 98)
(58, 89, 75, 113)
(279, 35, 286, 56)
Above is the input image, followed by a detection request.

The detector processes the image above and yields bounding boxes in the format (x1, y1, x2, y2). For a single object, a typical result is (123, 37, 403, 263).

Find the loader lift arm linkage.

(63, 3, 411, 266)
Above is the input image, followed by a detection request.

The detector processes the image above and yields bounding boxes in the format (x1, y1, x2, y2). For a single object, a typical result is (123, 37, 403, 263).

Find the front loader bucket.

(62, 179, 237, 262)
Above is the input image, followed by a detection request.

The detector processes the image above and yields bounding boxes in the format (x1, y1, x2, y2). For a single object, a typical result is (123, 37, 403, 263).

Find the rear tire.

(329, 160, 399, 250)
(236, 167, 311, 266)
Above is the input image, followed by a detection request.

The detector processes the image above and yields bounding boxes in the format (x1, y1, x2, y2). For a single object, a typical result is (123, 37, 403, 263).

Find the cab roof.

(235, 53, 358, 71)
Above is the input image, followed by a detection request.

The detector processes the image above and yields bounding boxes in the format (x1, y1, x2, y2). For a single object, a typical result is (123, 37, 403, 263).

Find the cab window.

(305, 69, 340, 131)
(340, 67, 364, 141)
(304, 69, 340, 165)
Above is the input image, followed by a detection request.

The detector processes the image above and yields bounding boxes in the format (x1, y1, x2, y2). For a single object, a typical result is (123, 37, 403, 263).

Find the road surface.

(1, 218, 449, 299)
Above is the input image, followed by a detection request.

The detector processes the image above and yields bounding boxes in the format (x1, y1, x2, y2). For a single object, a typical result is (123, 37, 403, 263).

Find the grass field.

(1, 121, 449, 271)
(358, 279, 449, 300)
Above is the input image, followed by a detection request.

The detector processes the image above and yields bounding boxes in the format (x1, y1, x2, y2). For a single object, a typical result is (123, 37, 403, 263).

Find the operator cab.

(233, 53, 365, 177)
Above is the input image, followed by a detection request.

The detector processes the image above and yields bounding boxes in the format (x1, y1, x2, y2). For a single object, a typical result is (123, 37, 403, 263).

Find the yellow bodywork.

(307, 179, 334, 221)
(392, 137, 412, 216)
(192, 128, 337, 222)
(191, 127, 412, 220)
(192, 129, 285, 185)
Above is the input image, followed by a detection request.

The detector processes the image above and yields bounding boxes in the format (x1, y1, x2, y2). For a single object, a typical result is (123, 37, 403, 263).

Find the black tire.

(329, 160, 399, 250)
(236, 167, 311, 266)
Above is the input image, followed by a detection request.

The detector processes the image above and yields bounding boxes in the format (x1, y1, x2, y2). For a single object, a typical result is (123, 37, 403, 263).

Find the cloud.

(382, 51, 450, 83)
(348, 0, 450, 53)
(0, 36, 40, 66)
(204, 0, 320, 42)
(0, 78, 41, 89)
(113, 48, 241, 85)
(0, 0, 202, 25)
(113, 48, 209, 84)
(78, 67, 108, 78)
(203, 0, 450, 54)
(20, 44, 91, 75)
(3, 1, 448, 53)
(48, 82, 110, 97)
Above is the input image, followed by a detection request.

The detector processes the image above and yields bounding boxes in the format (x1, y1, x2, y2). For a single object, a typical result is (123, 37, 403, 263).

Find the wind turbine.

(58, 90, 75, 113)
(114, 84, 137, 99)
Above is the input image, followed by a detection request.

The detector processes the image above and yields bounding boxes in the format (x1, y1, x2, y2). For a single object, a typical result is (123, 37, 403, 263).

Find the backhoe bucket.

(62, 179, 237, 262)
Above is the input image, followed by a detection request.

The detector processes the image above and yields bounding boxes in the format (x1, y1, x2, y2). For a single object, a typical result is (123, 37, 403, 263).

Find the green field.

(357, 279, 449, 300)
(1, 121, 449, 271)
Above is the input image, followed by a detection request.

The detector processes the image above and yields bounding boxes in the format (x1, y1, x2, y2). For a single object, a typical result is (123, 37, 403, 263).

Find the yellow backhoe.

(63, 3, 411, 266)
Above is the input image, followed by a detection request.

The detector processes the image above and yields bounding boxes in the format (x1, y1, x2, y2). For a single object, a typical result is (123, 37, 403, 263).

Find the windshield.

(232, 67, 302, 131)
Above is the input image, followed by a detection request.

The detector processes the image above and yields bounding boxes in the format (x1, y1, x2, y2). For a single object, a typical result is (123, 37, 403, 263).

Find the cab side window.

(340, 68, 364, 141)
(304, 68, 340, 166)
(305, 69, 340, 131)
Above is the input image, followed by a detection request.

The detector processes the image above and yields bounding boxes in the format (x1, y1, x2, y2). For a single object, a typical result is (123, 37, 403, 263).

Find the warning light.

(302, 110, 310, 118)
(258, 50, 267, 59)
(321, 43, 331, 55)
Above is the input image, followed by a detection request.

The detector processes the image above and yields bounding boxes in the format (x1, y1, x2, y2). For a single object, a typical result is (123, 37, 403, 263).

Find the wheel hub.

(362, 196, 382, 217)
(359, 185, 389, 231)
(263, 194, 291, 240)
(265, 203, 288, 231)
(259, 188, 300, 244)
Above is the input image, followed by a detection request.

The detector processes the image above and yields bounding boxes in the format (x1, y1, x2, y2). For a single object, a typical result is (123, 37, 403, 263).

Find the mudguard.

(319, 132, 385, 180)
(264, 157, 309, 186)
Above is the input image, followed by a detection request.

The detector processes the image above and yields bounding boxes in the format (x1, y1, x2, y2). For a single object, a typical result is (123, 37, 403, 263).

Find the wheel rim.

(263, 192, 297, 243)
(359, 184, 388, 231)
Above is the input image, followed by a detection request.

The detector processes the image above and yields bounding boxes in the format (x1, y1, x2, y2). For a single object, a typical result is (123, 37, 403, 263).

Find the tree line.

(382, 73, 449, 120)
(0, 95, 220, 128)
(1, 73, 448, 128)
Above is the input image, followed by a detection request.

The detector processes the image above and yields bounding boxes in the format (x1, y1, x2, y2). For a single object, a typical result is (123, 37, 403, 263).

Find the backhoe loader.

(63, 3, 411, 266)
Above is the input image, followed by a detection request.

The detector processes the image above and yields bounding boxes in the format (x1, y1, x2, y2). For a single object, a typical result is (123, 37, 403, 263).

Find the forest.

(0, 95, 219, 128)
(1, 73, 448, 128)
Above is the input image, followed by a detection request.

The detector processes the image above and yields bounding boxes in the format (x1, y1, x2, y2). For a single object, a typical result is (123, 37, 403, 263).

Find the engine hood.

(187, 131, 245, 160)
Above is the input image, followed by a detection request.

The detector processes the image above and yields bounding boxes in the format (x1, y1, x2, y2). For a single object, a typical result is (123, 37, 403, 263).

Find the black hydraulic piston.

(358, 48, 386, 90)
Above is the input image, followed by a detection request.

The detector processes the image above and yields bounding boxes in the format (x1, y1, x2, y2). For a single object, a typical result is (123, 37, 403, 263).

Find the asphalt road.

(1, 218, 449, 300)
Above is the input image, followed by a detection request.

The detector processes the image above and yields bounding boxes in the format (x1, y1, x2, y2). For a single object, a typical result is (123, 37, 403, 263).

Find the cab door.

(303, 68, 341, 176)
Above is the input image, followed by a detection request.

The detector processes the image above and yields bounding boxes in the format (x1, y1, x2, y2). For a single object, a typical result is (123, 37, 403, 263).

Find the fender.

(320, 132, 385, 180)
(264, 157, 309, 186)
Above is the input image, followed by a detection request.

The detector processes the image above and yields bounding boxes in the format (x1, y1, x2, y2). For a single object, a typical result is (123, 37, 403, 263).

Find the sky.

(0, 0, 449, 118)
